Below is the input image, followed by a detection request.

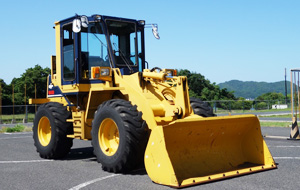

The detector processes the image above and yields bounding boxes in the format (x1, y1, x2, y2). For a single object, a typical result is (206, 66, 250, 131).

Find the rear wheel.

(190, 97, 216, 117)
(91, 99, 148, 173)
(33, 102, 73, 159)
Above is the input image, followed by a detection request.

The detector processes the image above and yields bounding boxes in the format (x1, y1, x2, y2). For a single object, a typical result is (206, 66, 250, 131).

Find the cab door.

(61, 23, 79, 85)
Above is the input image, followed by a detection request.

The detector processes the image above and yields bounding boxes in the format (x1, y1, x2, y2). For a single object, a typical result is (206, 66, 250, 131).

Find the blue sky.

(0, 0, 299, 84)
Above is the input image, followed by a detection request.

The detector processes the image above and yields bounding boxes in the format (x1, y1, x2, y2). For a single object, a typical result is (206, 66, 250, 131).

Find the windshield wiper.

(112, 43, 133, 73)
(92, 33, 112, 67)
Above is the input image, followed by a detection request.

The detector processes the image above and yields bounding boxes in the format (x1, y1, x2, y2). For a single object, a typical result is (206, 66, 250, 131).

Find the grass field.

(0, 124, 32, 133)
(0, 114, 35, 124)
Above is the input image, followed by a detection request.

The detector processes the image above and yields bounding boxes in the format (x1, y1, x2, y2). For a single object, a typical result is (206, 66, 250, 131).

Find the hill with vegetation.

(218, 80, 290, 99)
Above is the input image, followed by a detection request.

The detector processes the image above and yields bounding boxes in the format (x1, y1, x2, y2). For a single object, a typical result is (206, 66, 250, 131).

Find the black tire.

(190, 97, 216, 117)
(33, 102, 73, 159)
(91, 99, 148, 173)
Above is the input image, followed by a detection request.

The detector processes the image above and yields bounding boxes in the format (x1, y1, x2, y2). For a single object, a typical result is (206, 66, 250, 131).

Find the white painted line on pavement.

(0, 136, 31, 140)
(259, 113, 290, 117)
(263, 135, 288, 139)
(270, 146, 300, 148)
(0, 160, 53, 164)
(260, 120, 290, 122)
(274, 157, 300, 160)
(68, 174, 121, 190)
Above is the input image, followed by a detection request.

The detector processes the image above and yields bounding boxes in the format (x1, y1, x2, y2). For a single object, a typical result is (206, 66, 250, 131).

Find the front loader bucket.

(144, 115, 276, 188)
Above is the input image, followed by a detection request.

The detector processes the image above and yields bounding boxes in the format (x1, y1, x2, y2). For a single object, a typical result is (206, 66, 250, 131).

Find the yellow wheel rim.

(99, 118, 119, 156)
(38, 116, 51, 146)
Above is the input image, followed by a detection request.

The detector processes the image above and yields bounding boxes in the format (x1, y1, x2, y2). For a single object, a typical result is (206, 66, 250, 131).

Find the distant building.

(272, 104, 288, 109)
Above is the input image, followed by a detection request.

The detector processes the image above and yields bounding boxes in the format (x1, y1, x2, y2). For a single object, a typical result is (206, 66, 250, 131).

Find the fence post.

(23, 105, 28, 123)
(35, 83, 37, 113)
(23, 83, 28, 123)
(11, 84, 16, 124)
(0, 83, 2, 124)
(242, 100, 244, 112)
(214, 101, 217, 113)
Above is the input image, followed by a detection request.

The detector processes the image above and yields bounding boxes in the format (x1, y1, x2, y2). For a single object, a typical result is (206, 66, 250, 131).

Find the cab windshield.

(106, 20, 142, 68)
(80, 22, 110, 79)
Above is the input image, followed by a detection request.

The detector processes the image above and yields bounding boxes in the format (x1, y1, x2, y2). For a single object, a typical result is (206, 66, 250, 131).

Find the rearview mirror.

(81, 16, 89, 28)
(72, 15, 89, 33)
(152, 24, 160, 40)
(72, 19, 81, 33)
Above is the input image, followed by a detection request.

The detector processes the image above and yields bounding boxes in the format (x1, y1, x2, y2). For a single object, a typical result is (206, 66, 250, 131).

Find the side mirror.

(72, 19, 81, 33)
(72, 15, 89, 33)
(152, 24, 160, 40)
(81, 16, 89, 28)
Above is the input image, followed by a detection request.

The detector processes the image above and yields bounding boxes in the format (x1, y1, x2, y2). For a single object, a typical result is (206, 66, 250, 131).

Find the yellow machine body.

(145, 115, 276, 187)
(30, 14, 276, 188)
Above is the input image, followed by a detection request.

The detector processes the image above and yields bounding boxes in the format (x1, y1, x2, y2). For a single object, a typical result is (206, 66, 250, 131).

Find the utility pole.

(35, 83, 37, 113)
(285, 68, 288, 104)
(12, 84, 16, 123)
(23, 83, 28, 123)
(0, 83, 2, 124)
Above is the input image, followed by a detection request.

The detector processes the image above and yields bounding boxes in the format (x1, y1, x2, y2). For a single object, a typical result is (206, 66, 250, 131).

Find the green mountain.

(218, 80, 290, 99)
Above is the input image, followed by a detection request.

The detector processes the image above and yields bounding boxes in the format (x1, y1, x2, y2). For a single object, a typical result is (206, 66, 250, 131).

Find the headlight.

(100, 68, 110, 76)
(91, 67, 112, 81)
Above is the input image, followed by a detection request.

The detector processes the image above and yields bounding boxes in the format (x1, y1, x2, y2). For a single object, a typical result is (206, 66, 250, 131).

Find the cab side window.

(63, 24, 75, 81)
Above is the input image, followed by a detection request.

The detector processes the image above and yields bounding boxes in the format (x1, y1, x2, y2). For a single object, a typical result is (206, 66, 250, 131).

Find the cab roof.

(57, 14, 141, 25)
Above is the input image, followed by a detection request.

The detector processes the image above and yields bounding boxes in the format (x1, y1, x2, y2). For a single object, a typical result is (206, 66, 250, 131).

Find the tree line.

(0, 66, 288, 110)
(0, 65, 50, 106)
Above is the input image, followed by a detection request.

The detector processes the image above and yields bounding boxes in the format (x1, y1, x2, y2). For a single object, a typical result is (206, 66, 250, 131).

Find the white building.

(272, 104, 288, 109)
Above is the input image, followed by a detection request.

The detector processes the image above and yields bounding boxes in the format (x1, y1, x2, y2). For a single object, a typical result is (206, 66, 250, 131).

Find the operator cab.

(58, 14, 147, 85)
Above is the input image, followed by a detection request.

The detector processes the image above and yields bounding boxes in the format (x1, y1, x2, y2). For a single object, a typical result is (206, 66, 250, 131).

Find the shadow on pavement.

(65, 147, 147, 175)
(65, 147, 96, 161)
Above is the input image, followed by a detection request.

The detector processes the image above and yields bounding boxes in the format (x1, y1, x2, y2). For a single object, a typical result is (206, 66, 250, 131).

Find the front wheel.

(33, 102, 73, 159)
(91, 99, 148, 173)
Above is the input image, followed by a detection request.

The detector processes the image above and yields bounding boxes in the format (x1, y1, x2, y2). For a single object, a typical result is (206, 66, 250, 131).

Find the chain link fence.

(206, 100, 290, 113)
(0, 105, 39, 124)
(0, 100, 290, 124)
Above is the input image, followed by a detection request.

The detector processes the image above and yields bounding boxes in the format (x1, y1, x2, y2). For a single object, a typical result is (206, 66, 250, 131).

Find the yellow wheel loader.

(30, 14, 276, 188)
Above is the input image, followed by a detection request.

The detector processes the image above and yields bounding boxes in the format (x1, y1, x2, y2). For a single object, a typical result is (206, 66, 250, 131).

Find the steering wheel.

(150, 67, 162, 73)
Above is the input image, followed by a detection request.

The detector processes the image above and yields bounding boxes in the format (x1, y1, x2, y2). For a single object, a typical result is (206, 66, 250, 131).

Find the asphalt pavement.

(0, 126, 300, 190)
